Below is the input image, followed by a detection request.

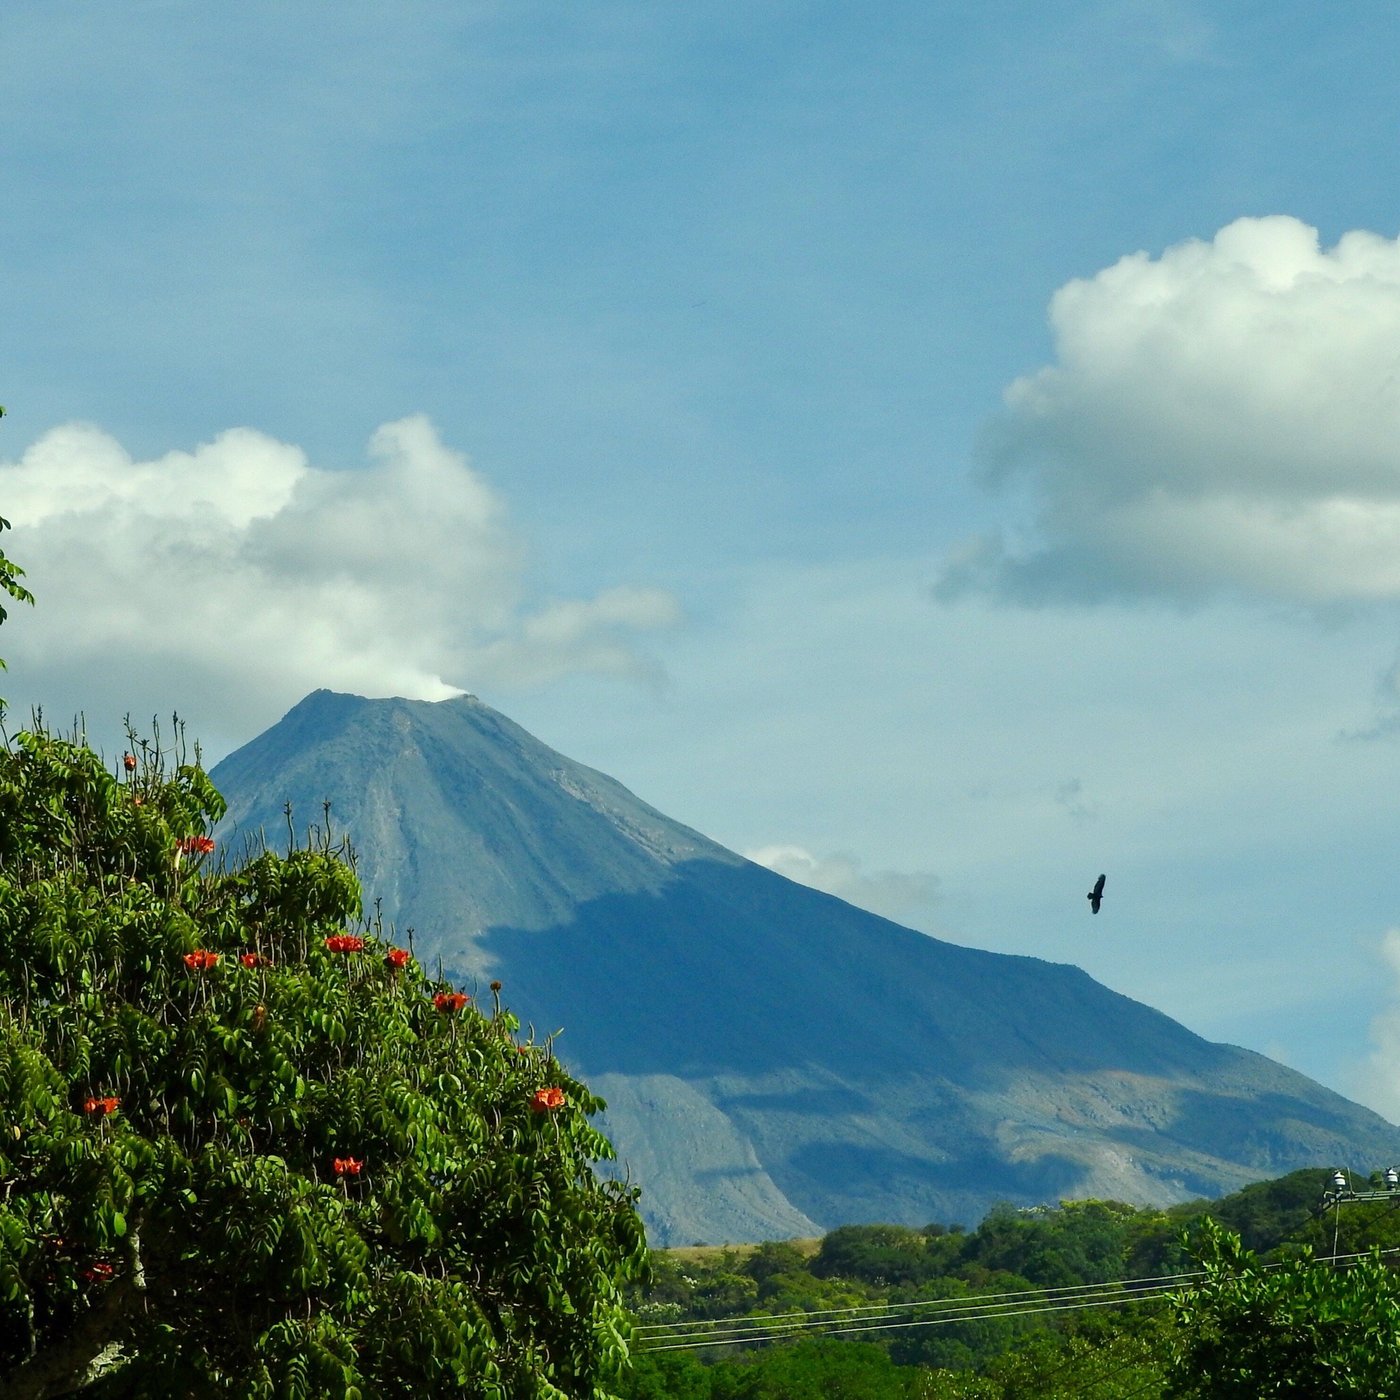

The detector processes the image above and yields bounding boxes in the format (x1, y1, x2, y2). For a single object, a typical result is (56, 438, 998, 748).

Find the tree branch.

(0, 1224, 145, 1400)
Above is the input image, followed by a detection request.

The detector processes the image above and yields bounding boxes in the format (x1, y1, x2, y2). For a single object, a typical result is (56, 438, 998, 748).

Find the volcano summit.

(210, 691, 1399, 1245)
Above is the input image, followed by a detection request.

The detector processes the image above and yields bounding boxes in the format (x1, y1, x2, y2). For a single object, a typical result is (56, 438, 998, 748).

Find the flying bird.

(1087, 873, 1105, 915)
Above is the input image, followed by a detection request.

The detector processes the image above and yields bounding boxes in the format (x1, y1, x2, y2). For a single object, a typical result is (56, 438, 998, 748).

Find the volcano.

(210, 690, 1399, 1245)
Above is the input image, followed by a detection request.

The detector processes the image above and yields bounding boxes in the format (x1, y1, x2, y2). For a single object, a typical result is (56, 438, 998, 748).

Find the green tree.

(883, 1275, 1045, 1373)
(617, 1351, 713, 1400)
(1169, 1217, 1400, 1397)
(0, 404, 37, 709)
(0, 511, 29, 635)
(811, 1225, 933, 1287)
(956, 1200, 1140, 1288)
(1167, 1167, 1331, 1254)
(967, 1325, 1171, 1399)
(709, 1338, 912, 1400)
(742, 1241, 808, 1285)
(0, 726, 647, 1397)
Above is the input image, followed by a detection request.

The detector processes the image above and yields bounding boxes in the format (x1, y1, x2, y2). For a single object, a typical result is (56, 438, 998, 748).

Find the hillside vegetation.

(619, 1169, 1400, 1398)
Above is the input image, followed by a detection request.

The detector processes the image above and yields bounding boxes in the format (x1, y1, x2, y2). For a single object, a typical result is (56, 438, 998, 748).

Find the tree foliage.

(0, 510, 32, 634)
(1167, 1217, 1400, 1398)
(808, 1202, 1155, 1294)
(0, 406, 33, 628)
(0, 405, 36, 708)
(623, 1209, 1178, 1398)
(1162, 1168, 1335, 1256)
(0, 726, 647, 1397)
(622, 1178, 1400, 1398)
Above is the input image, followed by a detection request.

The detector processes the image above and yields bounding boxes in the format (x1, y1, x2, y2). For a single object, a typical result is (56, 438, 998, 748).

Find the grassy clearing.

(659, 1237, 823, 1266)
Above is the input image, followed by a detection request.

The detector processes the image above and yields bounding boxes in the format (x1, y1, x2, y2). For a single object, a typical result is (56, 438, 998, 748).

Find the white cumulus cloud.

(0, 415, 679, 748)
(1359, 929, 1400, 1123)
(744, 843, 940, 930)
(938, 216, 1400, 606)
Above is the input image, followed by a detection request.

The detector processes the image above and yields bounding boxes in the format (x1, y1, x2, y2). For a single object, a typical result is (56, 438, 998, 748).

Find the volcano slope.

(210, 691, 1400, 1245)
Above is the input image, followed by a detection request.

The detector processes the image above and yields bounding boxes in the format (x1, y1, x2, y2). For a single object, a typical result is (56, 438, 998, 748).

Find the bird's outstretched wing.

(1088, 873, 1105, 914)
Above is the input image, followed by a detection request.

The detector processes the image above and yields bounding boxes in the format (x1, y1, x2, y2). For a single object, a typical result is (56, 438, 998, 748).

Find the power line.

(634, 1246, 1400, 1353)
(639, 1288, 1177, 1352)
(1064, 1363, 1168, 1400)
(633, 1267, 1202, 1335)
(637, 1278, 1183, 1352)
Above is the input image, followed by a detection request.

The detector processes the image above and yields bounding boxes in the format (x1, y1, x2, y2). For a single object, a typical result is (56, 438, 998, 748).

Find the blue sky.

(7, 2, 1400, 1129)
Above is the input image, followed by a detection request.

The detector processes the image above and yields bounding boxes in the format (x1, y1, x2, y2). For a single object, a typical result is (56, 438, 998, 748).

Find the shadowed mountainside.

(211, 690, 1400, 1244)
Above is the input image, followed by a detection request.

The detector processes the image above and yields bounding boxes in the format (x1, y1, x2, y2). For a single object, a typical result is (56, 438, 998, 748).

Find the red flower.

(324, 934, 365, 954)
(183, 949, 219, 971)
(177, 835, 216, 855)
(82, 1260, 115, 1284)
(84, 1096, 119, 1117)
(333, 1156, 363, 1177)
(384, 947, 411, 970)
(433, 991, 469, 1014)
(122, 753, 136, 773)
(530, 1086, 566, 1114)
(239, 952, 266, 968)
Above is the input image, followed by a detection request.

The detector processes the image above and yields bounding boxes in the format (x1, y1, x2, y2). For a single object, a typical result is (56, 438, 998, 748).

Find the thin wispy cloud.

(745, 842, 940, 930)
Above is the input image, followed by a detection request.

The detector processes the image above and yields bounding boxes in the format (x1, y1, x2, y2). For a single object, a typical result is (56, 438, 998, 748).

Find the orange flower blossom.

(183, 950, 219, 971)
(530, 1086, 566, 1114)
(324, 934, 365, 954)
(433, 991, 469, 1013)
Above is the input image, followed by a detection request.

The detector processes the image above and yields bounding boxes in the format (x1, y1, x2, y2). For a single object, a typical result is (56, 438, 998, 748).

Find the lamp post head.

(1332, 1169, 1348, 1193)
(1386, 1167, 1399, 1191)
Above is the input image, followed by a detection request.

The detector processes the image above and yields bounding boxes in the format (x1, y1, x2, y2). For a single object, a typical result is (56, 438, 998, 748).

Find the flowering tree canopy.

(0, 728, 646, 1398)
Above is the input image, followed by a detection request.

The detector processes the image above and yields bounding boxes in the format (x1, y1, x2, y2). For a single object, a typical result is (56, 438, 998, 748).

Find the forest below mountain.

(618, 1167, 1400, 1398)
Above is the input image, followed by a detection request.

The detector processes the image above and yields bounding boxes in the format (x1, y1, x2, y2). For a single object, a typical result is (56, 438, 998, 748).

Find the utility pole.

(1319, 1167, 1400, 1257)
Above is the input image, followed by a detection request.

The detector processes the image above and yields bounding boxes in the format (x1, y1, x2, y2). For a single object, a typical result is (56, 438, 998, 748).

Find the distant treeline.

(620, 1167, 1400, 1399)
